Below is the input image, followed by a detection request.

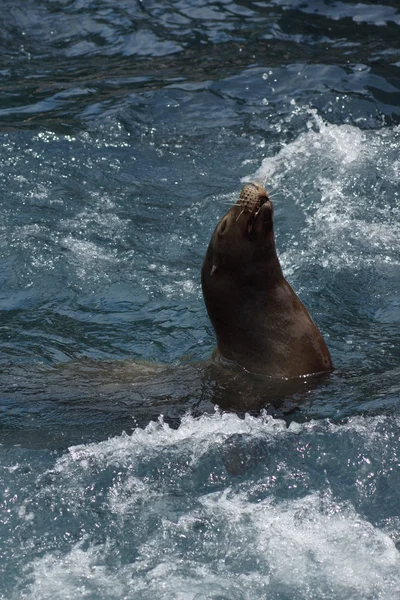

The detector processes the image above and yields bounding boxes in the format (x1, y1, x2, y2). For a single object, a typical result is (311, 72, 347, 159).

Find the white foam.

(14, 414, 400, 599)
(16, 484, 400, 600)
(251, 113, 400, 274)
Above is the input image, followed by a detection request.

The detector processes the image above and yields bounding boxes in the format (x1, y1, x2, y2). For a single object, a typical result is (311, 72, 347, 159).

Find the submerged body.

(202, 182, 333, 379)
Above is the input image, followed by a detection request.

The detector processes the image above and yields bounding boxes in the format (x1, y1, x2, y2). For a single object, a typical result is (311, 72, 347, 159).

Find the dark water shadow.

(0, 357, 331, 449)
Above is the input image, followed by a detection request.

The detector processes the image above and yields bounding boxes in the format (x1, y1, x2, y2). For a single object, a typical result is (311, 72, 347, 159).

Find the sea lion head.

(202, 182, 282, 289)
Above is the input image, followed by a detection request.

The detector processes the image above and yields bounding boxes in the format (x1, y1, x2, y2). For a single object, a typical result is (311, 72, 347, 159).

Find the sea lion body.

(201, 182, 333, 379)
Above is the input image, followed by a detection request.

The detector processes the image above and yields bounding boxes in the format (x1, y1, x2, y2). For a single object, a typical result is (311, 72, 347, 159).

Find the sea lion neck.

(242, 252, 284, 290)
(202, 276, 298, 376)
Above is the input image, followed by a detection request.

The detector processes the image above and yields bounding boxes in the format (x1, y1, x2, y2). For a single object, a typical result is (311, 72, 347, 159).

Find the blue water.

(1, 1, 400, 598)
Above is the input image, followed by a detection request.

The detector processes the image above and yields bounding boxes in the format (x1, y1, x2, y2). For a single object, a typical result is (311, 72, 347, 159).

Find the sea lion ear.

(210, 264, 218, 278)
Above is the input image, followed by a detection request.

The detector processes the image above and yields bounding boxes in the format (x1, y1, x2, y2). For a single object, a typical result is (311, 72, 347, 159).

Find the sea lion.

(201, 182, 333, 379)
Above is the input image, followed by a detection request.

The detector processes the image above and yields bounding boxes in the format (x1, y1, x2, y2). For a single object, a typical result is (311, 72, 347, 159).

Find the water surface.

(1, 1, 400, 598)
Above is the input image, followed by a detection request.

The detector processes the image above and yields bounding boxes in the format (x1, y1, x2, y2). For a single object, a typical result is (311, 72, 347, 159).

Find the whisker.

(221, 201, 243, 208)
(235, 209, 245, 221)
(266, 185, 285, 200)
(266, 189, 284, 199)
(251, 177, 283, 199)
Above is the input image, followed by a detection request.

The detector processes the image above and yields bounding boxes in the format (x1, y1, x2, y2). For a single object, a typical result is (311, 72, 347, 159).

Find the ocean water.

(1, 1, 400, 598)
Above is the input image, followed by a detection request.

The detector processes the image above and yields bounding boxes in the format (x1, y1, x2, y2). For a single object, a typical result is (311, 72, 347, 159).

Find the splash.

(8, 414, 400, 599)
(252, 111, 400, 275)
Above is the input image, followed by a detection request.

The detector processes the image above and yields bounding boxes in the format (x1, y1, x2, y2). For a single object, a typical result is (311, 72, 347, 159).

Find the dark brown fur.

(201, 183, 333, 379)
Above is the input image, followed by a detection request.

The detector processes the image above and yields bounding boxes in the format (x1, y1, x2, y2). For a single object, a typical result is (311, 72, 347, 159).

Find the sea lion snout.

(239, 182, 269, 213)
(239, 182, 273, 238)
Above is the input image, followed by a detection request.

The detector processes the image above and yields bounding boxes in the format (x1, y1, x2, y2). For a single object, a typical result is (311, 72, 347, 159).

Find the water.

(1, 1, 400, 598)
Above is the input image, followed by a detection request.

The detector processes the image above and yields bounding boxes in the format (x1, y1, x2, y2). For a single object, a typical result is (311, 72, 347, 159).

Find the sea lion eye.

(219, 219, 227, 236)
